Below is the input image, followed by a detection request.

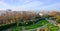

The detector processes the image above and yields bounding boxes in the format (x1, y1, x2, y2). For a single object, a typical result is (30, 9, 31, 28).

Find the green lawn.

(25, 20, 48, 30)
(7, 26, 22, 31)
(46, 23, 59, 31)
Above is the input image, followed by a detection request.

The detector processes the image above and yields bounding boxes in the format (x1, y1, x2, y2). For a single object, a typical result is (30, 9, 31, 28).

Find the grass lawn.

(25, 20, 48, 30)
(8, 26, 22, 31)
(46, 23, 59, 31)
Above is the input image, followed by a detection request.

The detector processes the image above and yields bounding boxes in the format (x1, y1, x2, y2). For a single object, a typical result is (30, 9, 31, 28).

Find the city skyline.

(0, 0, 60, 11)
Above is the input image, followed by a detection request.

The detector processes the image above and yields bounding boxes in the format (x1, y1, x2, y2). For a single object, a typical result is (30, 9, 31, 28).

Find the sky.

(0, 0, 60, 11)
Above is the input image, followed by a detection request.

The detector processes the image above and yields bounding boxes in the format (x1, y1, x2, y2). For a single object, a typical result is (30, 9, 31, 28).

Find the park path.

(45, 18, 57, 25)
(58, 29, 60, 31)
(21, 26, 26, 31)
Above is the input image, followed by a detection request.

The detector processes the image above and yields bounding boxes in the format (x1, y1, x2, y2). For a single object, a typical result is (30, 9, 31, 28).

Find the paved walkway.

(58, 29, 60, 31)
(45, 18, 57, 25)
(21, 26, 26, 31)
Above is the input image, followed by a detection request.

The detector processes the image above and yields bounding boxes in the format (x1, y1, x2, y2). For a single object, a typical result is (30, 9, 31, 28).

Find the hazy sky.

(0, 0, 60, 11)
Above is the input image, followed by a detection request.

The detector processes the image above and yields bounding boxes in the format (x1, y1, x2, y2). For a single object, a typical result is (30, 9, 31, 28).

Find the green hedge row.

(0, 23, 17, 31)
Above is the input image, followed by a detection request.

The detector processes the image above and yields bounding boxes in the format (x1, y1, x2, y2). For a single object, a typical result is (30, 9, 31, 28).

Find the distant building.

(39, 11, 49, 16)
(39, 13, 44, 16)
